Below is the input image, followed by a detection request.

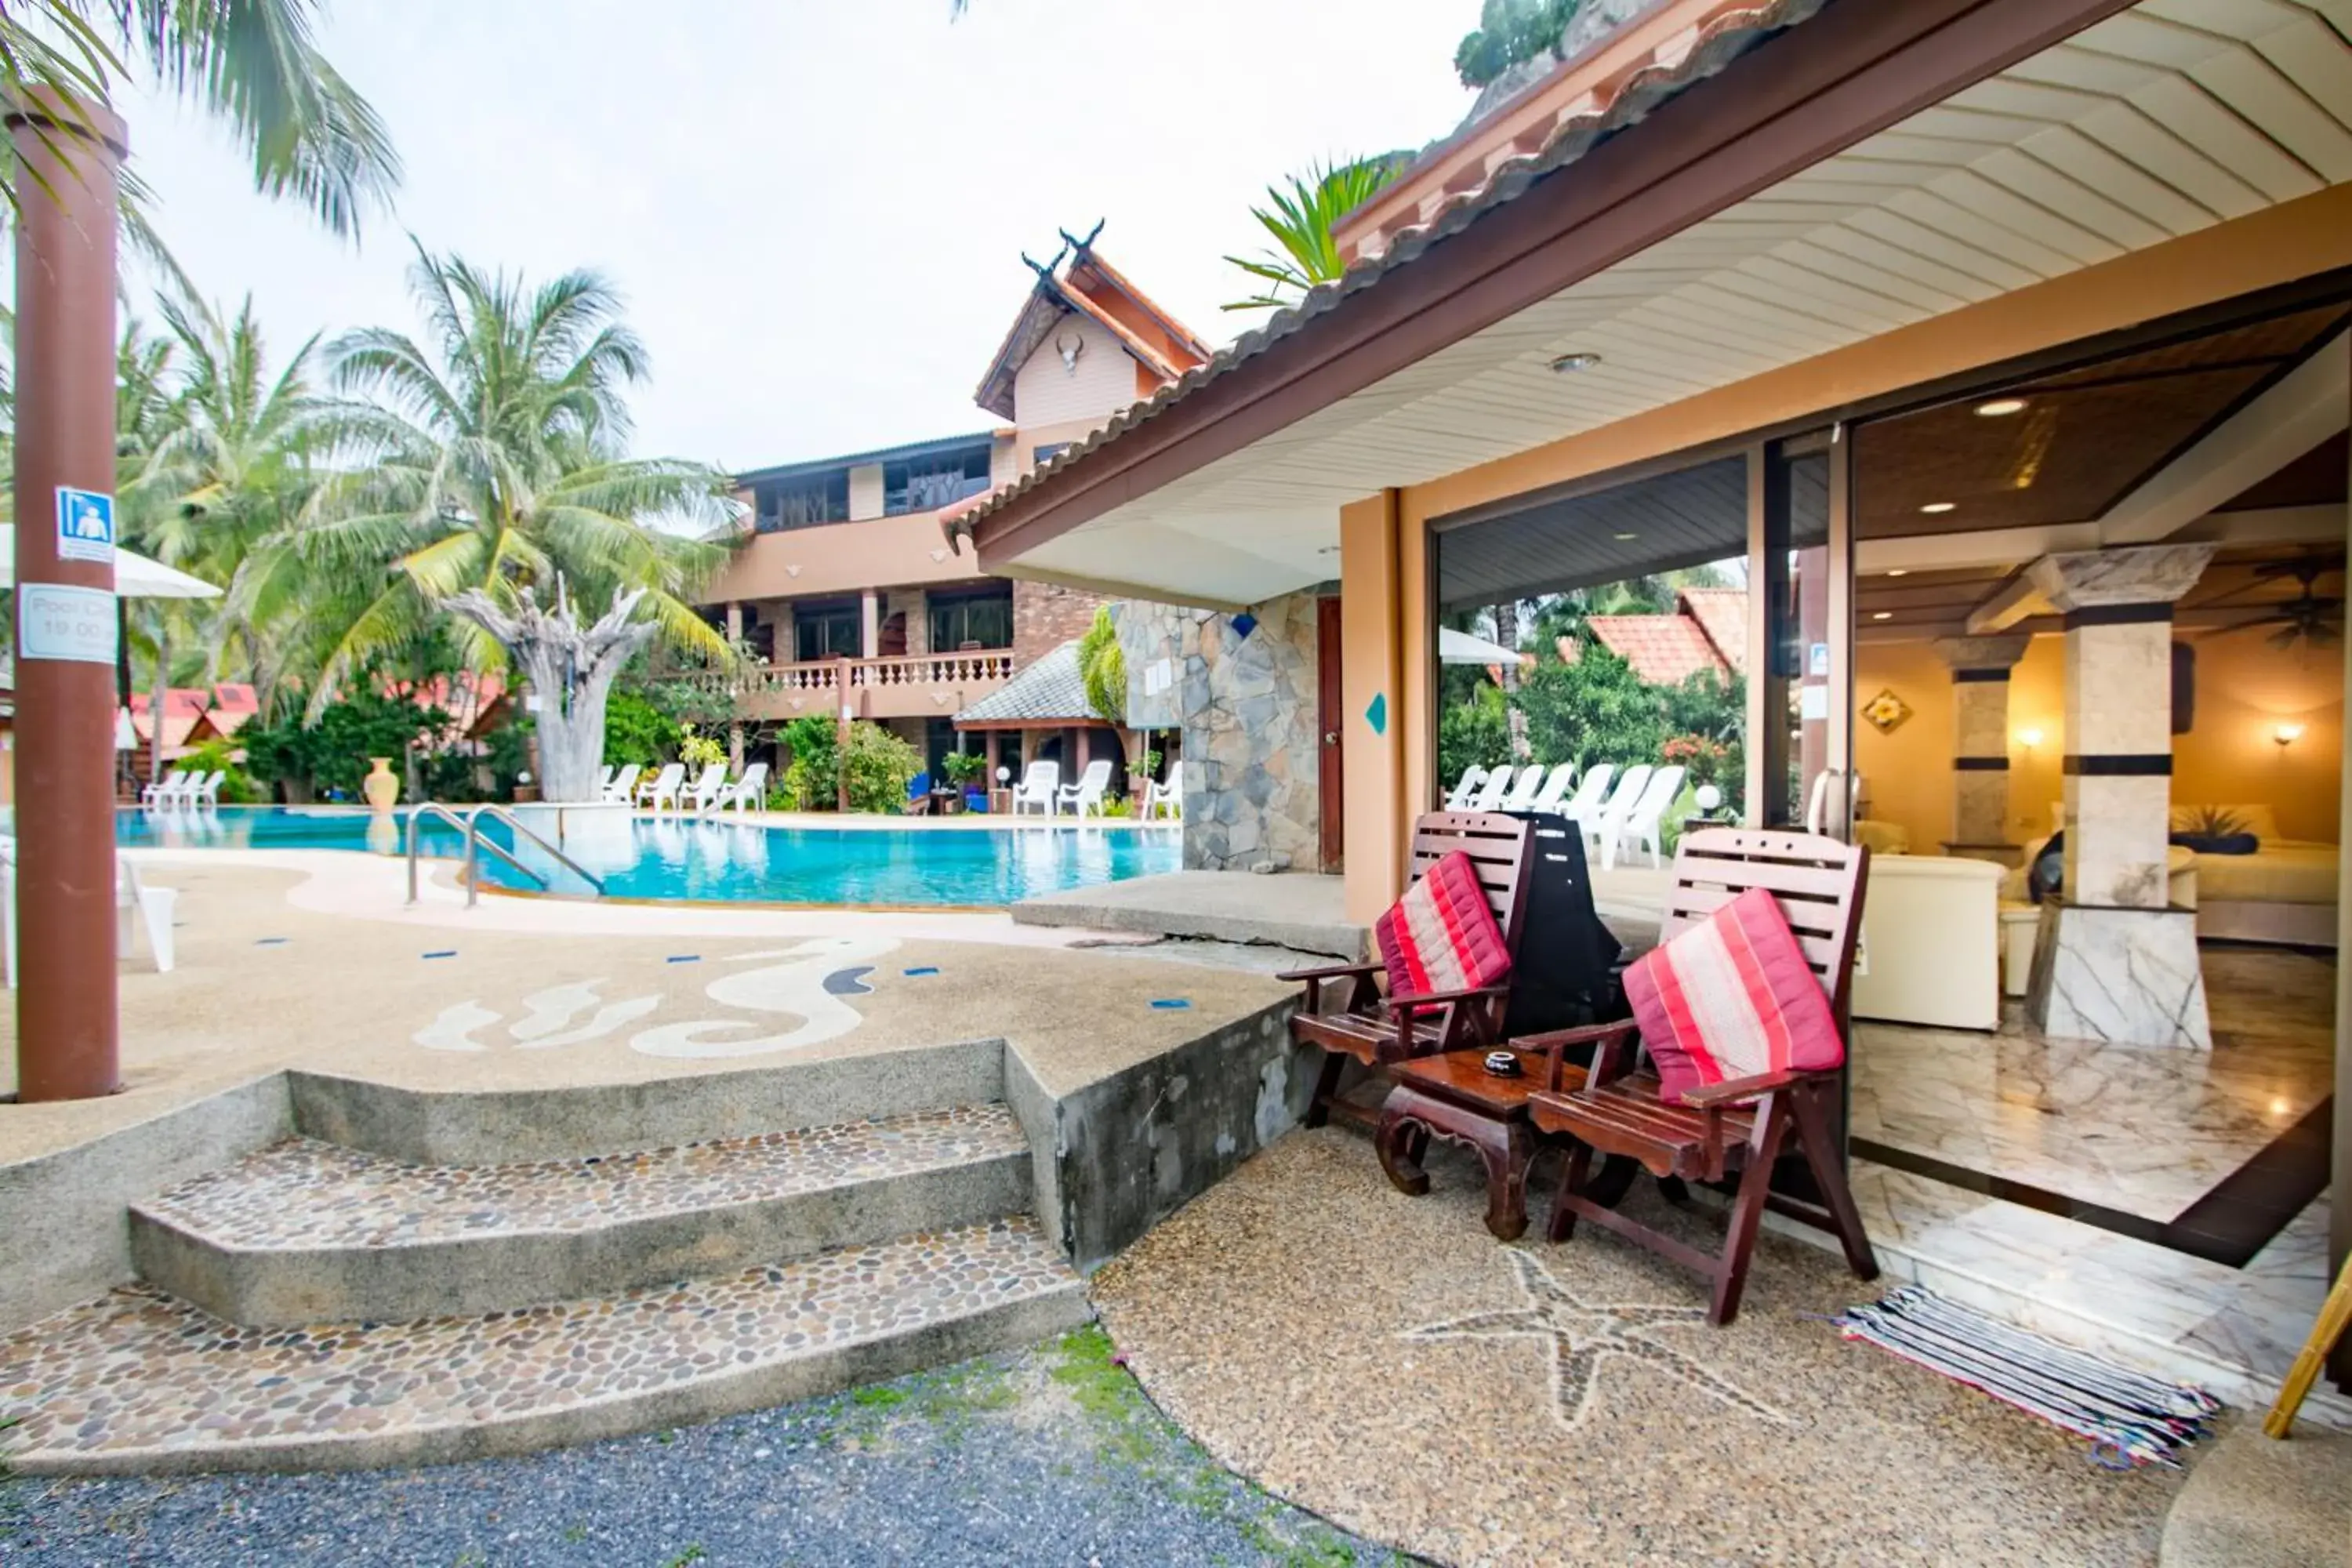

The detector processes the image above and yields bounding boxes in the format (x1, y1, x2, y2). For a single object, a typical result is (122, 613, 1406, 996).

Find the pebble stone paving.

(0, 1218, 1074, 1469)
(136, 1105, 1028, 1249)
(0, 1327, 1411, 1567)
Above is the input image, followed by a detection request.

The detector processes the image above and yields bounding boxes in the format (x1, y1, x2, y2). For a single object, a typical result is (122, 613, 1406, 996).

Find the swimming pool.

(112, 806, 1182, 907)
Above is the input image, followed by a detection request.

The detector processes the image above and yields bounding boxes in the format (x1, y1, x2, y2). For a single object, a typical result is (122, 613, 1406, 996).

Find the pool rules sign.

(20, 485, 118, 663)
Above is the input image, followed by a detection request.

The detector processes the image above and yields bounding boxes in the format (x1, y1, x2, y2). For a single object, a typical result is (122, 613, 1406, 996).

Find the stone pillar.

(859, 588, 880, 661)
(724, 601, 745, 771)
(1934, 636, 2029, 863)
(2024, 543, 2216, 1049)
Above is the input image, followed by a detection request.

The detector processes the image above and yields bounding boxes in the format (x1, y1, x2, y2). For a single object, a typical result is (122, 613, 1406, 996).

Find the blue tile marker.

(666, 954, 701, 964)
(904, 966, 941, 977)
(421, 949, 457, 960)
(255, 937, 287, 946)
(1150, 998, 1192, 1011)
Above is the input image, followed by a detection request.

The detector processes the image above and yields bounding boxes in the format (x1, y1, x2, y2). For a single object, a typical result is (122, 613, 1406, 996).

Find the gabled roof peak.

(974, 227, 1210, 422)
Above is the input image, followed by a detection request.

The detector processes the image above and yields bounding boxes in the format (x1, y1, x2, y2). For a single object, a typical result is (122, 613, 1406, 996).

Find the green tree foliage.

(1439, 681, 1511, 789)
(841, 722, 922, 815)
(293, 243, 738, 713)
(1513, 644, 1664, 771)
(2, 0, 399, 241)
(779, 714, 840, 811)
(240, 688, 448, 799)
(173, 737, 267, 804)
(1222, 154, 1412, 312)
(601, 689, 682, 768)
(1076, 605, 1126, 726)
(1454, 0, 1581, 89)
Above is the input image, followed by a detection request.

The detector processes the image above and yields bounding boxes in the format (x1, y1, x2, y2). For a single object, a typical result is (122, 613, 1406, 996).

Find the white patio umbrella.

(0, 524, 222, 598)
(1439, 626, 1524, 665)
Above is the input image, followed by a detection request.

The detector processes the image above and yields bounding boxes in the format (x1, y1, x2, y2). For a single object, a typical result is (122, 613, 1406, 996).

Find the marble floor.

(1825, 944, 2341, 1416)
(1850, 947, 2333, 1227)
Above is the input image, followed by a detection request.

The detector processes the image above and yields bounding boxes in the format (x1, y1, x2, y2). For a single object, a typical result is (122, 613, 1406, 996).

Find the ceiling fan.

(2215, 552, 2344, 650)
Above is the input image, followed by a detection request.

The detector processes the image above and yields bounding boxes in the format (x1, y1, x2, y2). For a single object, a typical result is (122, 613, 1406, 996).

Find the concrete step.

(130, 1105, 1033, 1327)
(2, 1216, 1087, 1475)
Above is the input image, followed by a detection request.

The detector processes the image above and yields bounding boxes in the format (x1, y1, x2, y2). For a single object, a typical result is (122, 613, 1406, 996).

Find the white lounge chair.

(684, 763, 730, 813)
(191, 769, 227, 808)
(1143, 760, 1184, 821)
(1608, 764, 1687, 870)
(594, 764, 616, 796)
(1058, 758, 1115, 818)
(1527, 761, 1577, 815)
(709, 760, 770, 816)
(640, 763, 687, 811)
(1585, 763, 1653, 867)
(1, 837, 176, 985)
(141, 769, 196, 808)
(1466, 764, 1516, 812)
(1558, 763, 1614, 832)
(1501, 765, 1550, 812)
(1444, 765, 1487, 811)
(602, 764, 643, 804)
(1009, 760, 1060, 817)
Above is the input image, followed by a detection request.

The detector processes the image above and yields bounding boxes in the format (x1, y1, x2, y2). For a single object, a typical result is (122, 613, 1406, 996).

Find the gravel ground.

(0, 1327, 1413, 1568)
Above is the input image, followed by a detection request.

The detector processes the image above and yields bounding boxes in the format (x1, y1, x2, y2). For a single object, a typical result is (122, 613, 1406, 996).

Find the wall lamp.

(2274, 722, 2306, 750)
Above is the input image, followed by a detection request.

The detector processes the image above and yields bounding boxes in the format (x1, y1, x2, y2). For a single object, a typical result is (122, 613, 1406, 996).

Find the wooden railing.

(679, 651, 1016, 702)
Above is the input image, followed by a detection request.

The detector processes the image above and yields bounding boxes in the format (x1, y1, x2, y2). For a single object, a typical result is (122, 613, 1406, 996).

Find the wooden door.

(1316, 595, 1344, 872)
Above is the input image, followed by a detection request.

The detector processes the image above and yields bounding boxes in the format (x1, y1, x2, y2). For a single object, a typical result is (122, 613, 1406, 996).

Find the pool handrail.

(405, 803, 607, 907)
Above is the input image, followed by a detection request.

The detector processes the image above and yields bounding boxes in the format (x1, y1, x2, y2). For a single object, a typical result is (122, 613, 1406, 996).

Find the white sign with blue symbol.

(18, 583, 118, 664)
(56, 486, 115, 564)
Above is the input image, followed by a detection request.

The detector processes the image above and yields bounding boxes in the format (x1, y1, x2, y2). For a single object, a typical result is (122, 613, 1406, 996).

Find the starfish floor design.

(1400, 1250, 1794, 1432)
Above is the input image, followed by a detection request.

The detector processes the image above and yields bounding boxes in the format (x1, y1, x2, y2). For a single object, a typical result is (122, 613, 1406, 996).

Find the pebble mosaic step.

(1, 1216, 1087, 1476)
(132, 1105, 1034, 1327)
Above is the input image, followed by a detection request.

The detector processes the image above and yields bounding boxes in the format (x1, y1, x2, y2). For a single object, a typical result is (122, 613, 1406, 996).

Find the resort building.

(695, 234, 1210, 787)
(957, 0, 2352, 1396)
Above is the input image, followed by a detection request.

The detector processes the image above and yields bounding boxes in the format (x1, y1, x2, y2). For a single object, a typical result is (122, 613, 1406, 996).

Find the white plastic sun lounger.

(142, 770, 197, 808)
(709, 760, 769, 815)
(1558, 763, 1613, 830)
(1585, 763, 1653, 866)
(1608, 764, 1687, 870)
(601, 764, 643, 804)
(1444, 766, 1487, 811)
(1527, 761, 1577, 815)
(1058, 759, 1115, 818)
(1143, 760, 1184, 820)
(2, 837, 177, 985)
(1466, 765, 1516, 812)
(684, 764, 730, 813)
(1501, 765, 1551, 813)
(640, 763, 688, 811)
(1010, 760, 1060, 817)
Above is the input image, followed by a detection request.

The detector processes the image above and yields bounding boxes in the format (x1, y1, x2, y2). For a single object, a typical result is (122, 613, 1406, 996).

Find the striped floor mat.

(1834, 1287, 2221, 1467)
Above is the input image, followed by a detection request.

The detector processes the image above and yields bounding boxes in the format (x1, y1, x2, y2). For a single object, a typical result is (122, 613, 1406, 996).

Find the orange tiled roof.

(1679, 587, 1748, 673)
(1583, 614, 1730, 685)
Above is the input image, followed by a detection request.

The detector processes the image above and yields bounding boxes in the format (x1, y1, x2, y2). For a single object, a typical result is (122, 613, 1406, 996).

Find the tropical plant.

(841, 722, 921, 815)
(240, 685, 445, 800)
(602, 688, 681, 768)
(1077, 605, 1126, 725)
(174, 736, 266, 804)
(779, 713, 839, 811)
(2, 0, 399, 239)
(1439, 681, 1511, 790)
(939, 750, 989, 789)
(295, 244, 738, 712)
(677, 724, 727, 771)
(1455, 0, 1581, 89)
(1221, 154, 1411, 312)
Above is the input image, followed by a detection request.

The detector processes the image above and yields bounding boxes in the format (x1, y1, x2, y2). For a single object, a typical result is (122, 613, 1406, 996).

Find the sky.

(116, 0, 1480, 474)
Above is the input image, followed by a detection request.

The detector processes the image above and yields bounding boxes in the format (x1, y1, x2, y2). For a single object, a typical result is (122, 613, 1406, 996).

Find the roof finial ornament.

(1021, 239, 1069, 286)
(1058, 219, 1106, 257)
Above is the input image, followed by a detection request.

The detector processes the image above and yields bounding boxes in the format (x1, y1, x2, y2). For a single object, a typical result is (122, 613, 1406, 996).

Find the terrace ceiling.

(1001, 0, 2352, 610)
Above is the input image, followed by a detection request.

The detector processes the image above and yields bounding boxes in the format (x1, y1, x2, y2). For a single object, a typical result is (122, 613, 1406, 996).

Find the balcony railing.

(681, 650, 1017, 703)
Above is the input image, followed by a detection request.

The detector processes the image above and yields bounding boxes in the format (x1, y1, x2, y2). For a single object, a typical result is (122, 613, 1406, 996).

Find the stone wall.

(883, 589, 929, 658)
(1119, 592, 1324, 873)
(1012, 580, 1109, 663)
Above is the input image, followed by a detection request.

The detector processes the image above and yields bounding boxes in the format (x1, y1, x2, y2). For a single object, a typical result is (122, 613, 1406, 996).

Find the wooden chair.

(1278, 811, 1537, 1131)
(1523, 827, 1877, 1326)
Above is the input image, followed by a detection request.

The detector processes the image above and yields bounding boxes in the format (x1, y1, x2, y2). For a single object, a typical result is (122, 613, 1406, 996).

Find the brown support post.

(834, 655, 852, 814)
(11, 91, 125, 1102)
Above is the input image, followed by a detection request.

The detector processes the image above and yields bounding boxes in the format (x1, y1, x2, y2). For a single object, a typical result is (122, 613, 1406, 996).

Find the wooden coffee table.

(1378, 1048, 1588, 1241)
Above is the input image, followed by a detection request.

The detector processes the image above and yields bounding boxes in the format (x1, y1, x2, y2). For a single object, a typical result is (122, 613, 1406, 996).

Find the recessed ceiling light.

(1886, 568, 1909, 578)
(1975, 398, 2028, 417)
(1549, 352, 1604, 374)
(1612, 531, 1638, 541)
(1920, 502, 1956, 514)
(1871, 611, 1893, 620)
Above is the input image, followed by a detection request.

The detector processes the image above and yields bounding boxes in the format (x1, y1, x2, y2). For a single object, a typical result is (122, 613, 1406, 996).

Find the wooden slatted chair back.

(1405, 811, 1538, 956)
(1661, 828, 1871, 1011)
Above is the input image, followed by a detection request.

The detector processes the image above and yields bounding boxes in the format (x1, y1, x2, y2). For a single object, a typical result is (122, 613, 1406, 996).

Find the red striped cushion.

(1625, 886, 1842, 1102)
(1375, 850, 1512, 1002)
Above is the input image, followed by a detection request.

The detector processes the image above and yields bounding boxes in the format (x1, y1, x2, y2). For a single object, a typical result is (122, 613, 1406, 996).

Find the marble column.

(2024, 544, 2216, 1049)
(1934, 635, 2028, 863)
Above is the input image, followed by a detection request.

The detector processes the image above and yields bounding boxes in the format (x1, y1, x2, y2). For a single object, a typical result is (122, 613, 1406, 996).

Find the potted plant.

(941, 750, 989, 812)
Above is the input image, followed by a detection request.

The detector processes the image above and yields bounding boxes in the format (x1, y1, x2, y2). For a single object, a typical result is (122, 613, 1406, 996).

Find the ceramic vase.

(362, 756, 401, 812)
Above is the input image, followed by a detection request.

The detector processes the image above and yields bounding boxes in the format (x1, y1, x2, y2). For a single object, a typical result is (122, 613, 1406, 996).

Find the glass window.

(755, 471, 848, 532)
(793, 601, 862, 662)
(930, 590, 1012, 652)
(884, 446, 992, 516)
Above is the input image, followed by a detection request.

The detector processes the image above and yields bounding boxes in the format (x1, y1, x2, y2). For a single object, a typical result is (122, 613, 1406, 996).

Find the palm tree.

(1222, 154, 1411, 312)
(296, 244, 736, 718)
(3, 0, 398, 238)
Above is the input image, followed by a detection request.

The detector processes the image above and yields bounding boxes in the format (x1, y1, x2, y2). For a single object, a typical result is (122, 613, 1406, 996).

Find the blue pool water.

(113, 806, 1181, 907)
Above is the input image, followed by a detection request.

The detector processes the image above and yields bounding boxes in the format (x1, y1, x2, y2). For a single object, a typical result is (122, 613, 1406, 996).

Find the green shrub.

(604, 690, 681, 768)
(176, 738, 266, 804)
(940, 750, 989, 789)
(678, 724, 728, 771)
(241, 689, 448, 800)
(841, 722, 921, 814)
(1438, 682, 1510, 786)
(1077, 605, 1126, 725)
(780, 715, 839, 810)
